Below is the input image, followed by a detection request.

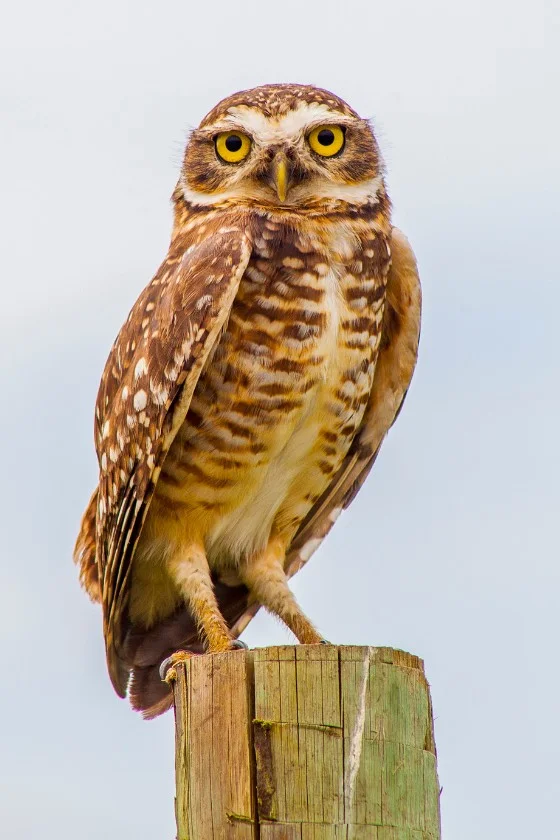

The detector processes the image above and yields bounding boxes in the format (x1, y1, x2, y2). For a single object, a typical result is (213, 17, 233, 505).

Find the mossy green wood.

(171, 646, 441, 839)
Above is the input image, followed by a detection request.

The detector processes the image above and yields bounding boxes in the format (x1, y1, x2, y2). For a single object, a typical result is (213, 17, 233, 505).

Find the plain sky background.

(1, 1, 558, 837)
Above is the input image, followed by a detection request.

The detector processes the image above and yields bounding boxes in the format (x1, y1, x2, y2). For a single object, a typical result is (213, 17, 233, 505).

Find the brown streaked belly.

(139, 253, 384, 572)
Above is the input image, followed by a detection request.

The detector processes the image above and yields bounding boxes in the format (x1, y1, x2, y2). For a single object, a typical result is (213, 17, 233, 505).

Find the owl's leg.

(239, 537, 324, 645)
(168, 543, 233, 653)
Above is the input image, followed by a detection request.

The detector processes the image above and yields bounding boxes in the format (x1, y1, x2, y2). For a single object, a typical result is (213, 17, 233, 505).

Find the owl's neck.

(171, 182, 391, 247)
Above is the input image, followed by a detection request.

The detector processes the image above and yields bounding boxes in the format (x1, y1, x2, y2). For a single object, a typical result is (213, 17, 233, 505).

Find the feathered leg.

(168, 543, 233, 653)
(239, 536, 324, 644)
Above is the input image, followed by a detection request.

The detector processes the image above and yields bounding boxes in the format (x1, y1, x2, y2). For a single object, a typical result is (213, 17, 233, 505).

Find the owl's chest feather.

(153, 220, 387, 559)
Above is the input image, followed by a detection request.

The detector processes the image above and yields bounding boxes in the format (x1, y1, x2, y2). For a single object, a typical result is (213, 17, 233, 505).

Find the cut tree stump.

(170, 645, 441, 839)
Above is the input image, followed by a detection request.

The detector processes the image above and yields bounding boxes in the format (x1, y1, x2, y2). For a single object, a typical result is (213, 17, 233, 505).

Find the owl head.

(179, 84, 384, 213)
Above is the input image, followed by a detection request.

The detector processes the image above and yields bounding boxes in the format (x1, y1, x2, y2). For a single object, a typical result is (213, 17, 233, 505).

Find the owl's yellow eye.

(215, 131, 251, 163)
(307, 125, 345, 157)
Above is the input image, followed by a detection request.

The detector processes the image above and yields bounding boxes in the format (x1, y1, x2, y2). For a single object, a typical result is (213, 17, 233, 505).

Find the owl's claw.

(159, 650, 193, 682)
(319, 639, 331, 645)
(160, 641, 247, 682)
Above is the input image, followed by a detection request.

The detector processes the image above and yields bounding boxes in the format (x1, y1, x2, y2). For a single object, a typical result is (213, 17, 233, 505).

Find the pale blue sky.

(1, 1, 558, 838)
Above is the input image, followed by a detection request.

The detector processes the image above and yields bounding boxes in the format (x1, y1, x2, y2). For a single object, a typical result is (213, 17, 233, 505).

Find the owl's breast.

(145, 219, 388, 565)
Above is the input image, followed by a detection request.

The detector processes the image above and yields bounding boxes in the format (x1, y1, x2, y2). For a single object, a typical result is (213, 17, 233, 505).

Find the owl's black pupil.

(225, 135, 243, 152)
(317, 129, 335, 146)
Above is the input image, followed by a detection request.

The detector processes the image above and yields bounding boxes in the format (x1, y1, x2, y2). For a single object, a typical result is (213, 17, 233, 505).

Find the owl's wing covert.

(229, 227, 421, 638)
(95, 227, 251, 693)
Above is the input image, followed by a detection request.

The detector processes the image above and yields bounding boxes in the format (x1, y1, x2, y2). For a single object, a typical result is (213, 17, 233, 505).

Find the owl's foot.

(160, 650, 194, 683)
(319, 639, 331, 645)
(160, 641, 248, 682)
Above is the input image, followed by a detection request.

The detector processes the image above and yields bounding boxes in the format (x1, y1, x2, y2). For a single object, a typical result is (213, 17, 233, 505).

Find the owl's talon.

(159, 650, 193, 682)
(319, 639, 331, 645)
(161, 643, 246, 681)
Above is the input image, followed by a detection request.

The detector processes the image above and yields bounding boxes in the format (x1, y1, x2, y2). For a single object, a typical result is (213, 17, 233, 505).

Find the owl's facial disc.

(181, 99, 382, 211)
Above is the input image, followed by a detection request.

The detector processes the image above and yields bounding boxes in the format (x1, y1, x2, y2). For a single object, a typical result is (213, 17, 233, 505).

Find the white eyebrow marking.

(214, 101, 355, 144)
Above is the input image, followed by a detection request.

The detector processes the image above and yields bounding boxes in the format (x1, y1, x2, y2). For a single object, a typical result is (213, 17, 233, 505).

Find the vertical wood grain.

(172, 646, 441, 839)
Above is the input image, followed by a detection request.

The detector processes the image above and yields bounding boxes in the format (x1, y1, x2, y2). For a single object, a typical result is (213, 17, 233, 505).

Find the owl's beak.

(271, 154, 290, 202)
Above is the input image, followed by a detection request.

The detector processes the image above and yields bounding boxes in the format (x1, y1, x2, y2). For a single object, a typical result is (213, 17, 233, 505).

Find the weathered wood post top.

(170, 645, 441, 839)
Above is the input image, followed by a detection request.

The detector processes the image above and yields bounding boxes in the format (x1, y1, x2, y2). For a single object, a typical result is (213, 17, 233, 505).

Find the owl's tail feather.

(125, 609, 204, 718)
(128, 664, 174, 719)
(124, 580, 252, 718)
(73, 490, 101, 603)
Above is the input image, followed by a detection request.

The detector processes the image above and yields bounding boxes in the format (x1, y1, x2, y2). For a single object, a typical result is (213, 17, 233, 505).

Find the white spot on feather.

(134, 358, 148, 380)
(196, 294, 213, 311)
(339, 380, 356, 400)
(299, 537, 322, 563)
(133, 389, 147, 411)
(283, 257, 304, 269)
(150, 379, 169, 406)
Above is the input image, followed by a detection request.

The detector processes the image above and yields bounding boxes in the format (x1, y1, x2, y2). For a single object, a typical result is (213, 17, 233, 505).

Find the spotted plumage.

(74, 83, 421, 717)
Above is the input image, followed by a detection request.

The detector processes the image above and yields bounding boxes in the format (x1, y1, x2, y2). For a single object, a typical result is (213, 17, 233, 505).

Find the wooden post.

(171, 645, 441, 839)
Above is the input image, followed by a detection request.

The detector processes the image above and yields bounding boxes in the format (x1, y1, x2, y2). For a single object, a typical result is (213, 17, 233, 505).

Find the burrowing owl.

(74, 83, 421, 717)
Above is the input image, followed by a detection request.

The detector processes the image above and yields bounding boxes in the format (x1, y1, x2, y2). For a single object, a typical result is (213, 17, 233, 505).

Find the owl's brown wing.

(92, 226, 251, 694)
(230, 227, 421, 637)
